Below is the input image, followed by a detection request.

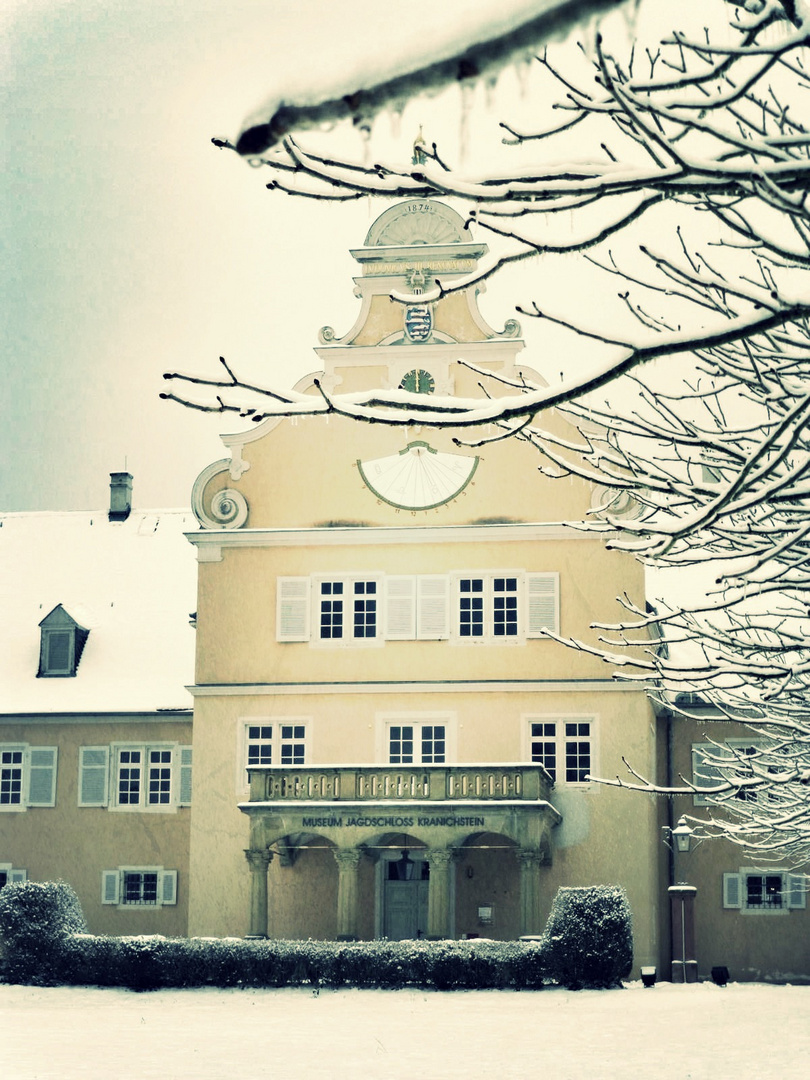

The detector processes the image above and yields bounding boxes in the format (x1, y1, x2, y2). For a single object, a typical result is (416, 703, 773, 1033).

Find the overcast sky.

(2, 0, 665, 513)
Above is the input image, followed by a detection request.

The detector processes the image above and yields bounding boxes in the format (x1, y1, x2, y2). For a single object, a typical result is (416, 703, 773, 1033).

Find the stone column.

(427, 848, 454, 940)
(334, 847, 363, 941)
(244, 847, 273, 939)
(669, 884, 698, 983)
(517, 848, 543, 936)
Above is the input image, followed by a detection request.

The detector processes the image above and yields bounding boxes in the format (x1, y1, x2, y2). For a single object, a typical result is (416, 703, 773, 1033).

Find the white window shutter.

(384, 576, 416, 640)
(27, 747, 58, 806)
(787, 874, 807, 910)
(277, 577, 311, 642)
(178, 746, 193, 805)
(79, 746, 110, 806)
(526, 573, 560, 637)
(723, 872, 742, 909)
(161, 870, 178, 905)
(417, 575, 450, 640)
(102, 870, 120, 904)
(10, 869, 27, 884)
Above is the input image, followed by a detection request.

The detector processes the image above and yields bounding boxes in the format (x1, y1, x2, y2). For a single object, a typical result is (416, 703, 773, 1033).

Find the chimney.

(109, 472, 133, 521)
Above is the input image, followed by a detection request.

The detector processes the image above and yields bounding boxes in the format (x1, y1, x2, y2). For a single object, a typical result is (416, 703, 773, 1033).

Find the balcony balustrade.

(247, 763, 553, 804)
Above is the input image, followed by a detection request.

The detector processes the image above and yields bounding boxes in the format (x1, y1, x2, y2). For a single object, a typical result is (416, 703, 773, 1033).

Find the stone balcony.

(247, 763, 554, 805)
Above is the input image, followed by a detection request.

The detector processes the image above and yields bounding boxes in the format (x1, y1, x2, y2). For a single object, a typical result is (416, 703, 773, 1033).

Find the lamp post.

(666, 816, 698, 984)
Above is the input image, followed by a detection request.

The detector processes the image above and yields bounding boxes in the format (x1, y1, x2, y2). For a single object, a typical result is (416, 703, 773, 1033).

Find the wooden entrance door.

(384, 878, 429, 939)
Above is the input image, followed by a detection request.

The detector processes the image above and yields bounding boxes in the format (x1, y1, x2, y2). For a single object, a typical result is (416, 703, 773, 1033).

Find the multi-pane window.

(319, 581, 344, 639)
(724, 869, 807, 913)
(0, 745, 58, 810)
(459, 579, 484, 637)
(565, 722, 591, 783)
(528, 719, 593, 784)
(317, 579, 378, 642)
(123, 871, 159, 906)
(102, 867, 178, 907)
(117, 749, 142, 805)
(388, 724, 446, 764)
(353, 581, 377, 638)
(78, 745, 190, 811)
(747, 874, 784, 910)
(493, 577, 519, 636)
(243, 722, 307, 788)
(529, 722, 557, 781)
(247, 726, 274, 768)
(457, 575, 522, 640)
(280, 724, 306, 765)
(148, 750, 172, 805)
(1, 748, 23, 806)
(116, 748, 173, 807)
(277, 572, 558, 644)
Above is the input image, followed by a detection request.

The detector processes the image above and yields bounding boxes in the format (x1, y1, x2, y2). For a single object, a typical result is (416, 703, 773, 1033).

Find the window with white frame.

(388, 723, 446, 764)
(0, 744, 58, 811)
(723, 870, 807, 913)
(315, 577, 381, 643)
(101, 866, 177, 907)
(277, 571, 558, 644)
(453, 572, 558, 642)
(379, 714, 454, 765)
(527, 718, 595, 783)
(241, 721, 308, 792)
(0, 864, 27, 889)
(692, 742, 772, 806)
(78, 745, 191, 811)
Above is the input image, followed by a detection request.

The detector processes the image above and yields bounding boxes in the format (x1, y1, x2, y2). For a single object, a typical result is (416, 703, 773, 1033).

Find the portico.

(241, 763, 561, 940)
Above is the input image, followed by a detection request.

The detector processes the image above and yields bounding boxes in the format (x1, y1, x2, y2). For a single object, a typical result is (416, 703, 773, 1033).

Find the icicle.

(458, 81, 475, 166)
(388, 101, 404, 141)
(359, 122, 372, 168)
(483, 72, 499, 112)
(514, 53, 533, 100)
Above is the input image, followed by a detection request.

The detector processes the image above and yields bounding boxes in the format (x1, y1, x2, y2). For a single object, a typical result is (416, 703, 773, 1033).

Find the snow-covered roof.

(0, 508, 198, 715)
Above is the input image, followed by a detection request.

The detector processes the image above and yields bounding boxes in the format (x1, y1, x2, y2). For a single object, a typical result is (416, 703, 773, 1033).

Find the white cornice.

(186, 521, 600, 561)
(188, 680, 651, 697)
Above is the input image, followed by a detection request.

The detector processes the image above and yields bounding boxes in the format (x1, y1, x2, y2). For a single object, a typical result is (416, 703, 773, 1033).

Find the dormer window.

(38, 605, 89, 678)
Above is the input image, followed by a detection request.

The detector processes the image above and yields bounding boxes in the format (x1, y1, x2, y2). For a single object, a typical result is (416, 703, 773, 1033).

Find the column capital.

(427, 847, 454, 870)
(244, 847, 273, 871)
(517, 847, 544, 869)
(334, 847, 363, 871)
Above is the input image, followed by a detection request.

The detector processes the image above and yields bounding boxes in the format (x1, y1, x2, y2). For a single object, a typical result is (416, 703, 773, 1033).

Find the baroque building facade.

(2, 199, 807, 982)
(185, 199, 662, 960)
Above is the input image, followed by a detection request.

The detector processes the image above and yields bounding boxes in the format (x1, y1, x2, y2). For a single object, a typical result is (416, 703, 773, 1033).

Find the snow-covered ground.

(3, 981, 808, 1079)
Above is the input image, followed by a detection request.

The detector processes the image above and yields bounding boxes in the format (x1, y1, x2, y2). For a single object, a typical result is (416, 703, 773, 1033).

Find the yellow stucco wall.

(194, 532, 641, 687)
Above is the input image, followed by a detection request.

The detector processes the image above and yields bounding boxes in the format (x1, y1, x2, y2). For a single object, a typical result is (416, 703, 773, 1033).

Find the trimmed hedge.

(541, 885, 633, 989)
(0, 881, 632, 991)
(11, 934, 549, 992)
(0, 881, 86, 985)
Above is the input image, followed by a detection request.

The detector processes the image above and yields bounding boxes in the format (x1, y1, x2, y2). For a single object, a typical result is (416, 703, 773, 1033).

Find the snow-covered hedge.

(541, 885, 633, 989)
(24, 935, 549, 991)
(0, 883, 633, 990)
(0, 881, 87, 985)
